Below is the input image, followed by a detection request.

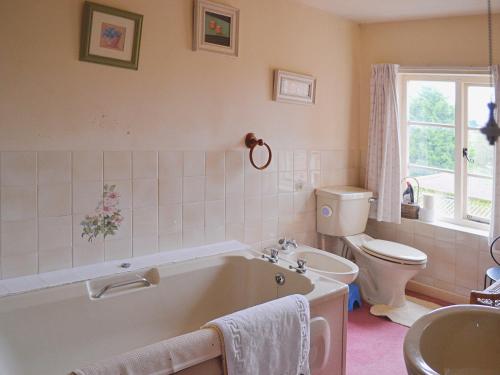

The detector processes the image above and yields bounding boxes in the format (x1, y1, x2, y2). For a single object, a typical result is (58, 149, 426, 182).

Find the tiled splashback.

(0, 149, 360, 279)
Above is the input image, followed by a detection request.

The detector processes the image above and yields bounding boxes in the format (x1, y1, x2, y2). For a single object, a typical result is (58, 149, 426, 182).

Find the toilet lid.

(361, 240, 427, 265)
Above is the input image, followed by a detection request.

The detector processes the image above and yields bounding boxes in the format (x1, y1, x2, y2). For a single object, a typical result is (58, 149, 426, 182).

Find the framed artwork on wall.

(193, 0, 239, 57)
(273, 70, 316, 105)
(79, 1, 143, 70)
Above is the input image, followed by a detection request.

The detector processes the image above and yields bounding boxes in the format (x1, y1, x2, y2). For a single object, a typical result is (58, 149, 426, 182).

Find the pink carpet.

(346, 292, 448, 375)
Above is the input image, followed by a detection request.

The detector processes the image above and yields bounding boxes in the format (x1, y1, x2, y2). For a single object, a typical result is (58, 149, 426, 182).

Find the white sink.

(286, 246, 359, 284)
(404, 305, 500, 375)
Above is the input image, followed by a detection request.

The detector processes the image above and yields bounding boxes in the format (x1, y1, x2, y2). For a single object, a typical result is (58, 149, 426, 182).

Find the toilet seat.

(361, 240, 427, 265)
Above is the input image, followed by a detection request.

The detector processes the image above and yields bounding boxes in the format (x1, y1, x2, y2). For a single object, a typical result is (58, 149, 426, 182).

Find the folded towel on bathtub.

(71, 328, 221, 375)
(203, 294, 310, 375)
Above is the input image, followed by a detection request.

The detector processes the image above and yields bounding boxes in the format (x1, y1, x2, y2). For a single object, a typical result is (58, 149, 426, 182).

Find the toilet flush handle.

(368, 197, 377, 203)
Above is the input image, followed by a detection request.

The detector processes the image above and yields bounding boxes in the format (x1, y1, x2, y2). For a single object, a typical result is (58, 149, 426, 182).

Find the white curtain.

(365, 64, 401, 224)
(489, 65, 500, 248)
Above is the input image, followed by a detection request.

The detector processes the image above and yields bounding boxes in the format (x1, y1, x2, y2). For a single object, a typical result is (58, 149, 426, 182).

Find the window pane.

(467, 130, 493, 177)
(409, 166, 454, 219)
(407, 81, 456, 125)
(466, 176, 492, 221)
(409, 125, 455, 171)
(467, 86, 496, 129)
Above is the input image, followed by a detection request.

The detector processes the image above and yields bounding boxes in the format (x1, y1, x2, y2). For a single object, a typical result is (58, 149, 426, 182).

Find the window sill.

(402, 217, 489, 238)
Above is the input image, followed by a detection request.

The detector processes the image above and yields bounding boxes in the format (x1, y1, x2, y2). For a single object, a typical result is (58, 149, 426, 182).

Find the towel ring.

(245, 133, 272, 170)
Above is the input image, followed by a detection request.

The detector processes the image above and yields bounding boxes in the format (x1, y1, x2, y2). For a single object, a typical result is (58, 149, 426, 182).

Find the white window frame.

(399, 71, 493, 230)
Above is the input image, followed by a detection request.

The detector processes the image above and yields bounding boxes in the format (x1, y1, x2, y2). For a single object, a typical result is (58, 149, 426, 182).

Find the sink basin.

(288, 246, 359, 284)
(404, 305, 500, 375)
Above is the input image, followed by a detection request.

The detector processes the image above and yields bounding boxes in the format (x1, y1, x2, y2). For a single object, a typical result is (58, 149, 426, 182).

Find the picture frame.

(273, 70, 317, 105)
(80, 1, 143, 70)
(193, 0, 239, 57)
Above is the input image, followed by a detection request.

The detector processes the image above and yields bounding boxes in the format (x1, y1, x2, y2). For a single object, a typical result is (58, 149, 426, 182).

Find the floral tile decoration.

(81, 184, 123, 242)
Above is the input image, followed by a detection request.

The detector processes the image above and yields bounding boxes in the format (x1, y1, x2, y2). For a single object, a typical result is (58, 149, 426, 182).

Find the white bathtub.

(0, 249, 348, 375)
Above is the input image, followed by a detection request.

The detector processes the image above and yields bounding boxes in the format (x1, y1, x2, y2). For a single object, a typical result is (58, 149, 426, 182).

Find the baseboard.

(407, 280, 468, 305)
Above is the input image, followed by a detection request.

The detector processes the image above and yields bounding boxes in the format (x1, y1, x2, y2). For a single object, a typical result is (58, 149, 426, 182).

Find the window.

(400, 73, 495, 227)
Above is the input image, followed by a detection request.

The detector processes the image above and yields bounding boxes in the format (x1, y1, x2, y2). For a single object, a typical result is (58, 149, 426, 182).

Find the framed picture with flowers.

(193, 0, 239, 56)
(79, 1, 143, 70)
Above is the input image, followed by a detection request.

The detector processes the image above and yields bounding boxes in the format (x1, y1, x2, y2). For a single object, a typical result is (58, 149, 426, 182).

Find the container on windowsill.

(401, 176, 420, 220)
(401, 203, 420, 219)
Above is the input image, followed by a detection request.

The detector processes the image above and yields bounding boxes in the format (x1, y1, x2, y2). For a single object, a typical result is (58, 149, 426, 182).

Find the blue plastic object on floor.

(348, 283, 362, 312)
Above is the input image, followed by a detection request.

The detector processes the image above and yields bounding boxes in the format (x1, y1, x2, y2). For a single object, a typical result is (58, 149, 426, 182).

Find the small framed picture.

(80, 1, 143, 70)
(273, 70, 317, 105)
(193, 0, 239, 57)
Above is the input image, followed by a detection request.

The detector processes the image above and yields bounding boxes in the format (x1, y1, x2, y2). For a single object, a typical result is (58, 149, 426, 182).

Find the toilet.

(315, 186, 427, 308)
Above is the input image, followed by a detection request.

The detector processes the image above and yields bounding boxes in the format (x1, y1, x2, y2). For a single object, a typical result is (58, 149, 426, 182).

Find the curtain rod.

(399, 66, 491, 75)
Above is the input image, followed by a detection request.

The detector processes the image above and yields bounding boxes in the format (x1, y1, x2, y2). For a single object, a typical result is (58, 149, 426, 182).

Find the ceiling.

(297, 0, 500, 23)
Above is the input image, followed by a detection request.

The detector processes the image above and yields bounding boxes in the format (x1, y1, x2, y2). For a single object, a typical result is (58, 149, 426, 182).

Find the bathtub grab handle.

(93, 276, 152, 299)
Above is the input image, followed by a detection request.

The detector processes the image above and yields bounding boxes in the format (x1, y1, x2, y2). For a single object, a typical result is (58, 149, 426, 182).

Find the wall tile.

(226, 195, 244, 224)
(262, 195, 278, 220)
(262, 218, 278, 241)
(38, 183, 71, 217)
(159, 151, 183, 178)
(279, 171, 293, 193)
(183, 151, 205, 177)
(244, 197, 261, 222)
(38, 151, 71, 185)
(244, 173, 261, 197)
(182, 226, 205, 247)
(205, 226, 226, 244)
(225, 151, 244, 196)
(1, 185, 36, 221)
(293, 171, 309, 192)
(38, 215, 72, 251)
(0, 151, 36, 186)
(104, 151, 132, 181)
(1, 219, 37, 256)
(73, 242, 104, 267)
(294, 192, 315, 214)
(309, 151, 321, 171)
(2, 253, 37, 278)
(133, 236, 158, 256)
(206, 151, 225, 176)
(205, 200, 225, 229)
(105, 238, 132, 261)
(226, 223, 244, 242)
(293, 150, 307, 171)
(159, 232, 182, 252)
(278, 151, 293, 171)
(183, 202, 204, 228)
(105, 180, 132, 210)
(73, 151, 103, 182)
(278, 194, 294, 217)
(205, 175, 225, 201)
(109, 209, 131, 240)
(159, 205, 182, 235)
(133, 179, 158, 208)
(159, 177, 182, 206)
(39, 247, 72, 273)
(262, 172, 278, 195)
(455, 245, 479, 289)
(183, 176, 205, 203)
(132, 151, 158, 179)
(73, 181, 102, 215)
(133, 206, 158, 238)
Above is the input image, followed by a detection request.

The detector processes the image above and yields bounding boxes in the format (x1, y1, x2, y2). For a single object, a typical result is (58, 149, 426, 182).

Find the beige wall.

(0, 0, 360, 152)
(359, 14, 500, 164)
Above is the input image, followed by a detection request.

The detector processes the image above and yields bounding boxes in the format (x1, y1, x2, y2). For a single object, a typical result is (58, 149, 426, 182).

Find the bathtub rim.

(0, 250, 347, 314)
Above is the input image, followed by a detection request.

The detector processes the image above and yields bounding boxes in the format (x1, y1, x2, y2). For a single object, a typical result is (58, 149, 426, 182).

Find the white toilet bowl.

(343, 233, 427, 307)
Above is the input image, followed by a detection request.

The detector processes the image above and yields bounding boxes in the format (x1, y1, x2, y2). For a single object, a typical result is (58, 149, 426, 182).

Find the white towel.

(71, 329, 221, 375)
(203, 294, 310, 375)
